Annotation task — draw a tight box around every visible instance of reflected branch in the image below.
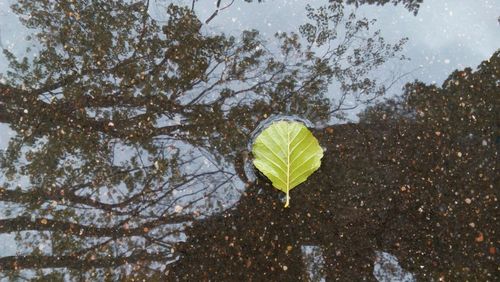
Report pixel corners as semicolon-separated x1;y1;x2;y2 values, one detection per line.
0;251;175;271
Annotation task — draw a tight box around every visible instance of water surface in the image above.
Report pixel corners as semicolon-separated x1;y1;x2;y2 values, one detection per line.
0;0;498;280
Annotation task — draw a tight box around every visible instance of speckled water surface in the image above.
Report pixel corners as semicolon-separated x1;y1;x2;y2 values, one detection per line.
0;0;498;281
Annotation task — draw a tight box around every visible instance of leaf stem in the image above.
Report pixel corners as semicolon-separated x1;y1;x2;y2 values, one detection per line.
285;191;290;208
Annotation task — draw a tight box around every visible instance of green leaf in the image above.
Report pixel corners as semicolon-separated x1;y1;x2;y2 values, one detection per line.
252;120;323;207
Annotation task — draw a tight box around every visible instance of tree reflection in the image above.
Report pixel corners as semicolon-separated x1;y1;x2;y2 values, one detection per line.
170;51;499;280
0;0;407;280
243;0;422;15
331;0;422;15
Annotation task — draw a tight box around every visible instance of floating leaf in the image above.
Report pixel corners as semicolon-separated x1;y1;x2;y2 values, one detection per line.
252;120;323;207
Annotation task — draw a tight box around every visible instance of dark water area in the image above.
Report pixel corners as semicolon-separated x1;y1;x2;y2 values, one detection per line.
0;0;498;281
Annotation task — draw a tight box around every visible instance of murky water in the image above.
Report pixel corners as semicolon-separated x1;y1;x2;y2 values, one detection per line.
0;0;498;281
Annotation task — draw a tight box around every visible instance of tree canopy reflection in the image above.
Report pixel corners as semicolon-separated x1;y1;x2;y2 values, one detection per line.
168;51;499;281
0;0;406;279
0;0;496;281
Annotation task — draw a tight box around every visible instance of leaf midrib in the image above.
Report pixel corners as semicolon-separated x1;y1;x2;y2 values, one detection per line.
286;122;290;194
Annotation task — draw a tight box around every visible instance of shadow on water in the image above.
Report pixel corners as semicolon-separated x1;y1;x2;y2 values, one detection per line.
0;0;497;281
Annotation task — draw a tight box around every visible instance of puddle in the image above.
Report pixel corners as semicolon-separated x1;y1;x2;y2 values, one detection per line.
0;0;498;280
